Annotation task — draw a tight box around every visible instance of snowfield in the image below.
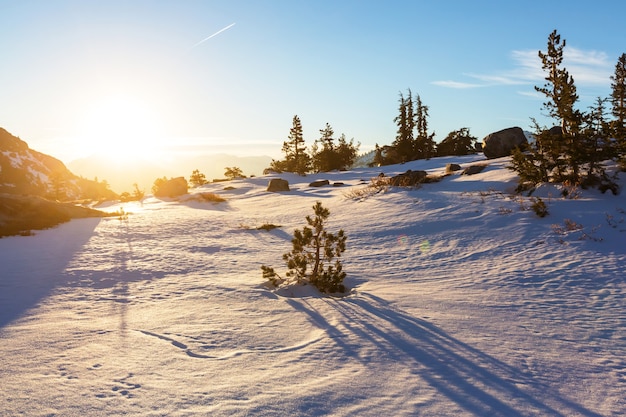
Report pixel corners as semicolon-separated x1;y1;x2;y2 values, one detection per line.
1;155;625;416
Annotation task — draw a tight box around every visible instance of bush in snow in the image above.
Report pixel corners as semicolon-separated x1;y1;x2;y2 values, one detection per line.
262;201;347;294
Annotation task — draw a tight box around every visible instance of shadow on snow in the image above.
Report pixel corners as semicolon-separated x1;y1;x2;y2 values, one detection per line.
287;292;603;417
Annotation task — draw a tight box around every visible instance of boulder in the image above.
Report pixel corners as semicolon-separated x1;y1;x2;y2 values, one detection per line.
389;170;427;186
462;165;486;175
482;127;528;159
445;163;462;173
267;178;290;192
154;177;188;198
309;179;330;187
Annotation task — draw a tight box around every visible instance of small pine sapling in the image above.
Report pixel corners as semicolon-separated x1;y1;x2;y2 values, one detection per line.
262;201;347;294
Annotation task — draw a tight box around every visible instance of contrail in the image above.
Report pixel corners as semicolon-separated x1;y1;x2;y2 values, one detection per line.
192;23;236;48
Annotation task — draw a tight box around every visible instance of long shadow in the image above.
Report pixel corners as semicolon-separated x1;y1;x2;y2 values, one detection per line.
288;292;603;417
0;218;100;329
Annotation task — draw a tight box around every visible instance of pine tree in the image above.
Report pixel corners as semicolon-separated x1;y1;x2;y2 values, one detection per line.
335;133;359;170
311;124;360;172
189;169;208;187
311;123;336;172
535;30;584;182
261;201;347;294
611;53;626;158
414;94;436;159
436;128;477;156
224;166;244;180
392;90;414;162
271;115;310;175
583;97;610;179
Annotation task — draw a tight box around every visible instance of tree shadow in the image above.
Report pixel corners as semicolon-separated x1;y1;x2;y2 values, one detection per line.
0;218;100;329
287;292;603;417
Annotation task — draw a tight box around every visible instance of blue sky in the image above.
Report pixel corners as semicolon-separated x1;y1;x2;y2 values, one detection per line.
1;0;624;162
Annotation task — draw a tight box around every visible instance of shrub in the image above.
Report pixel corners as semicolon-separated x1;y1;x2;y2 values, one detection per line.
190;169;208;187
530;197;549;217
224;167;245;180
261;201;347;294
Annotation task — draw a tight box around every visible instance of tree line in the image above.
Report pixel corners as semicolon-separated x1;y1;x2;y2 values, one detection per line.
269;117;361;175
270;94;480;175
270;30;626;193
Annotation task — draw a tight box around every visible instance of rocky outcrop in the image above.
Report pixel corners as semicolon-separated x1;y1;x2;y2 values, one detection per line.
309;179;330;187
389;170;428;186
482;127;528;159
462;165;486;175
267;178;290;192
445;163;462;173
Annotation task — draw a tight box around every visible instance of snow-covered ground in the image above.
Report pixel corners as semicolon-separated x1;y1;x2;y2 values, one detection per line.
1;155;625;416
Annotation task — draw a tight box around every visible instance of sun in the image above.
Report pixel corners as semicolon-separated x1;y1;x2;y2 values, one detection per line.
77;94;166;163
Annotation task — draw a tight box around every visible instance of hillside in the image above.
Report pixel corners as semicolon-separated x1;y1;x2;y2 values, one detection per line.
0;128;115;236
0;155;625;416
0;127;116;201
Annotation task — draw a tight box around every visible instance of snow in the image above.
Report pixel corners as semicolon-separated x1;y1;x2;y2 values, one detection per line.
1;155;625;416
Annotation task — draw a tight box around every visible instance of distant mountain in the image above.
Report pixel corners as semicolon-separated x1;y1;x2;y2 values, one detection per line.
68;153;273;193
0;127;115;201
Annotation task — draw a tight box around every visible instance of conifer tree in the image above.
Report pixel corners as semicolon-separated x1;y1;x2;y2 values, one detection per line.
611;53;626;157
311;123;336;172
261;201;347;294
335;133;359;170
224;167;244;180
392;90;414;162
535;30;584;182
414;94;436;159
311;124;360;172
436;128;477;156
189;169;208;187
510;30;617;190
270;115;310;175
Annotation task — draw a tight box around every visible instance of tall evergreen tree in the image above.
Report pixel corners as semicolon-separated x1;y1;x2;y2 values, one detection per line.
611;53;626;156
392;90;414;162
582;97;611;179
414;94;436;159
510;30;617;190
535;29;584;182
271;115;310;175
311;123;336;172
335;133;360;170
311;124;359;172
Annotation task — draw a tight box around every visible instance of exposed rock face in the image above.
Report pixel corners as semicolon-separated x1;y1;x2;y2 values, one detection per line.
154;177;188;198
267;178;290;192
462;165;486;175
482;127;528;159
389;170;427;186
309;179;330;187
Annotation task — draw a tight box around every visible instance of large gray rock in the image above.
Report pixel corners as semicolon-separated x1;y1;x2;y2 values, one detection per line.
309;179;330;187
267;178;290;192
482;127;528;159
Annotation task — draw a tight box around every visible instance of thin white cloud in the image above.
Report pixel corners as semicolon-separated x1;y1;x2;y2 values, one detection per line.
430;80;483;89
192;22;236;49
433;46;615;91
